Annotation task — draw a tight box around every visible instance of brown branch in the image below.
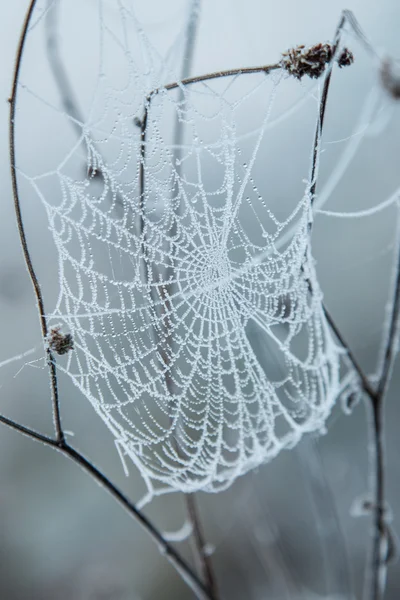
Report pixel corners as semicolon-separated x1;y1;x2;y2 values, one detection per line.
307;11;394;600
9;0;64;444
365;240;400;600
186;494;219;599
309;13;347;208
10;4;393;599
323;305;378;402
0;414;213;600
168;2;219;594
376;247;400;400
139;3;220;593
162;63;281;92
8;3;214;599
0;413;59;446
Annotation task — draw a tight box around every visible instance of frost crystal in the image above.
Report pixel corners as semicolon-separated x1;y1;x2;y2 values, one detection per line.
22;1;341;495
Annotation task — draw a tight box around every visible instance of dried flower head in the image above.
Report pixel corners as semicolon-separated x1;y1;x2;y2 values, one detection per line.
281;42;353;80
48;326;74;355
281;43;333;80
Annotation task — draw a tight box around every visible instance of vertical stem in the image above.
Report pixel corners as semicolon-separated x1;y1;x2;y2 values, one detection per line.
365;399;386;600
0;413;214;600
365;239;400;600
172;2;219;595
306;11;397;600
9;0;64;443
186;494;219;599
309;12;346;210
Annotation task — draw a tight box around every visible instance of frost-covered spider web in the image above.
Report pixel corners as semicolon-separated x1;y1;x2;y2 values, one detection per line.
19;0;343;495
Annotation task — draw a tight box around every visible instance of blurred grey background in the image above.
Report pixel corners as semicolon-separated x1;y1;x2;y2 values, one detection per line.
1;1;400;599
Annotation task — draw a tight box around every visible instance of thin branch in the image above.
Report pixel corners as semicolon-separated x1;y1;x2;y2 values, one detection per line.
162;63;281;92
0;416;213;600
166;2;219;594
10;4;394;600
9;0;64;444
137;58;282;221
9;4;214;599
307;11;395;600
309;13;347;207
376;244;400;400
365;240;400;600
304;12;376;403
323;305;377;401
0;413;58;446
142;63;280;119
186;494;219;599
61;445;213;600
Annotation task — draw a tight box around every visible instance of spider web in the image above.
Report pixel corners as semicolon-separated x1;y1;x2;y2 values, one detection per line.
18;0;343;495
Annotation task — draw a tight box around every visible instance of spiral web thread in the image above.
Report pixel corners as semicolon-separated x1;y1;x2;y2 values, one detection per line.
20;0;343;496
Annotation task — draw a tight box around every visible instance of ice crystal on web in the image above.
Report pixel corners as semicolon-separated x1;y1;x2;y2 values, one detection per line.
20;0;342;496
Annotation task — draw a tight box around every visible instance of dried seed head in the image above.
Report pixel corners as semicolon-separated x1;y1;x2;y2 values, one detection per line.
281;43;333;80
48;326;74;355
280;42;354;80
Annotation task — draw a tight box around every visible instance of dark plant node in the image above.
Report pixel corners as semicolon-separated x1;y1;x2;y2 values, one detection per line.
48;326;74;355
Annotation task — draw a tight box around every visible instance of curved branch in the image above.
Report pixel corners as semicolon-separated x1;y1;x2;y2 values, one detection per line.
0;415;213;600
9;0;64;443
307;11;393;600
8;3;214;599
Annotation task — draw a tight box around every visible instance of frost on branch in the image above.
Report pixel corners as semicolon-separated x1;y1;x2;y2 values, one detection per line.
21;1;343;496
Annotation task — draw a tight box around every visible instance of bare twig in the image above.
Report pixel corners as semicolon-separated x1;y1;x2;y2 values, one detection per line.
9;4;396;600
167;2;219;595
186;494;219;599
9;0;64;444
323;305;378;402
137;50;284;600
365;239;400;600
307;11;397;600
7;3;214;599
138;3;220;593
309;13;347;208
0;413;213;600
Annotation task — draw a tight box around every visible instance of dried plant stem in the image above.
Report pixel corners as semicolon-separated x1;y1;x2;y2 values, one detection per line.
365;240;400;600
7;4;396;600
9;0;64;445
168;2;219;595
186;494;219;599
308;12;396;600
7;3;214;599
0;413;213;600
309;12;347;206
138;55;284;600
47;0;219;595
